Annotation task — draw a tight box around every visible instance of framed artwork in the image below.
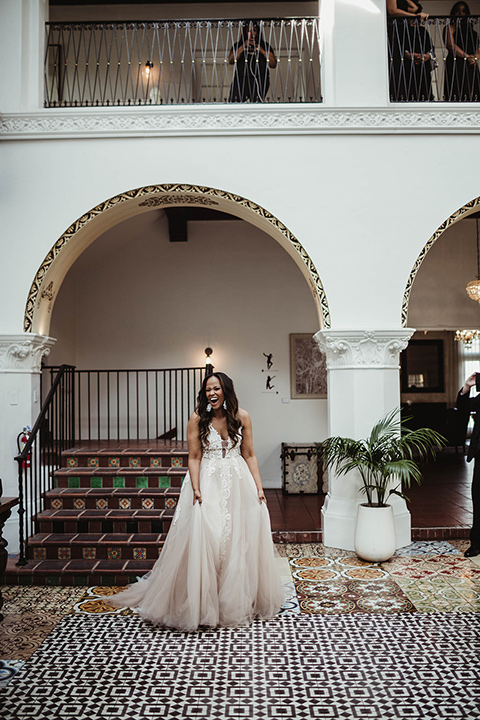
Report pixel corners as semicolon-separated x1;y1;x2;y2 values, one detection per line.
290;333;327;399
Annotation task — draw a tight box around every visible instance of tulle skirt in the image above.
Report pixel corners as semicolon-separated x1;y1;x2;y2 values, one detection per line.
108;452;284;631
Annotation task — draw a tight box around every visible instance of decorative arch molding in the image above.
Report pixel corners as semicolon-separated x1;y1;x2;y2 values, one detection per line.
402;195;480;327
25;183;330;334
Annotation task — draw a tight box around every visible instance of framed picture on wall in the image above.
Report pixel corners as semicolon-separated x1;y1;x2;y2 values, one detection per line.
290;334;327;399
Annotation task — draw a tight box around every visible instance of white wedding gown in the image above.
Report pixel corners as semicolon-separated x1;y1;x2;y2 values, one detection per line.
109;425;284;631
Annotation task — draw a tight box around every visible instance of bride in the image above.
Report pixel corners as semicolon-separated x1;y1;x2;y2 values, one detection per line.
109;371;284;631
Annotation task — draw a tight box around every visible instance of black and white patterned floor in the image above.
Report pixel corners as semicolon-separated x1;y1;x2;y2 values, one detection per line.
1;612;479;720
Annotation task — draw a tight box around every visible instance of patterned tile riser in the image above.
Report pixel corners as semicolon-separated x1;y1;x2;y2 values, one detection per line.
64;453;187;469
28;543;164;562
49;495;177;510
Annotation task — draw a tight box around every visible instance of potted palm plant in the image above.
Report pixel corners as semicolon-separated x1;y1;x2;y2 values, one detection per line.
319;409;445;562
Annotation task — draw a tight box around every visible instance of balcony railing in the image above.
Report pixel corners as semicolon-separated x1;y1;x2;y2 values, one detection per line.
388;16;480;102
44;18;322;107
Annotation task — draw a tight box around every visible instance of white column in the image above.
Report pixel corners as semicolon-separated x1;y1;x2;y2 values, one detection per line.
0;0;48;112
0;334;55;553
320;0;389;107
315;328;414;551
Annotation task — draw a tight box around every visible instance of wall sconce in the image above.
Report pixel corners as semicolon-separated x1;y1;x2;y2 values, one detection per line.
145;61;154;76
205;347;214;376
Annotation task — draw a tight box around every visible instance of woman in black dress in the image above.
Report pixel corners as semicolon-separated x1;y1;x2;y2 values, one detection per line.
228;21;277;103
444;2;480;101
387;1;435;101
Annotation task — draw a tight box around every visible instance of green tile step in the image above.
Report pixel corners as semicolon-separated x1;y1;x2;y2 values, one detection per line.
53;473;184;489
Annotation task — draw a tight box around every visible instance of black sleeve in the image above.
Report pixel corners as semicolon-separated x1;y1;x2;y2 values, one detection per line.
455;390;480;413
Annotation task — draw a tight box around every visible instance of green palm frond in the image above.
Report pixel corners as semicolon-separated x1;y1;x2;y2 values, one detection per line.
318;408;445;507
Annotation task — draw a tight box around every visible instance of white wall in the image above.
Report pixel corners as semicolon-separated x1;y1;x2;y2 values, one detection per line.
47;213;326;487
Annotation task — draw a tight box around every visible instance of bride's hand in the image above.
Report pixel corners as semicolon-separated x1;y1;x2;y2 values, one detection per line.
258;490;267;505
193;489;202;505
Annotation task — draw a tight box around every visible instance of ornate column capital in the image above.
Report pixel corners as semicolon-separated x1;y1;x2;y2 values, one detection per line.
0;334;56;373
314;329;414;370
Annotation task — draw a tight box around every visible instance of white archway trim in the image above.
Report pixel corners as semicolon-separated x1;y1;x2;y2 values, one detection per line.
25;184;330;335
402;196;480;327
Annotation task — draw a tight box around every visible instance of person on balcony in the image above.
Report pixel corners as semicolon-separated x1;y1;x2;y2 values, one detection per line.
108;371;284;630
228;21;277;103
455;373;480;558
444;2;480;102
387;2;436;101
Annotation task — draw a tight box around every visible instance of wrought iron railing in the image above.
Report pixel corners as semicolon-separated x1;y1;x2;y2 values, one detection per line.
42;365;208;442
44;17;322;107
15;364;75;564
388;15;480;102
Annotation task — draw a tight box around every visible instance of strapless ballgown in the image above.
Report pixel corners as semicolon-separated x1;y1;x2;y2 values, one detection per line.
108;426;284;631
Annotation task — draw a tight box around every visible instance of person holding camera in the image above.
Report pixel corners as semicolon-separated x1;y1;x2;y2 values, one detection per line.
455;372;480;557
228;21;277;103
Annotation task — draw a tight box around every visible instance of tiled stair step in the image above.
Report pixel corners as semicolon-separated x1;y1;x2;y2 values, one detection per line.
53;468;186;489
28;532;166;561
45;487;180;511
63;449;188;470
5;558;157;586
35;508;175;535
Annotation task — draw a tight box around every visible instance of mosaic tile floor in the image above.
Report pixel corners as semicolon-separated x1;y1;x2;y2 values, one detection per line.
1;612;479;720
1;541;479;717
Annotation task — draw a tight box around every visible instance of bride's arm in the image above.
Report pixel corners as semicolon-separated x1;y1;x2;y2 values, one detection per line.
239;409;267;504
187;412;203;504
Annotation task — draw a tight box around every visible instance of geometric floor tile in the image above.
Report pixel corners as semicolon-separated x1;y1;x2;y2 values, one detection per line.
1;612;479;720
395;540;462;556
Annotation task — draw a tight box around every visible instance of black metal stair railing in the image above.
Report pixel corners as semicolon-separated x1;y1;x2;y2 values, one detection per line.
44;17;322;107
388;15;480;102
42;365;208;444
16;364;208;563
15;364;75;565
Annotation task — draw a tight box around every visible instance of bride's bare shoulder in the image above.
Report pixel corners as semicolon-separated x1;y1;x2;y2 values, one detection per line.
237;408;251;424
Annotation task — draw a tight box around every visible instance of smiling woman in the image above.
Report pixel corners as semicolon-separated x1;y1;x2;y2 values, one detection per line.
108;371;284;631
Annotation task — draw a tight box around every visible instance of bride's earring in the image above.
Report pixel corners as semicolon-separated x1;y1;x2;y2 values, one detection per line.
223;401;227;410
206;402;212;412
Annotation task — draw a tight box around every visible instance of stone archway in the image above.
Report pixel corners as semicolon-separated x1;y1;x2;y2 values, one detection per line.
24;183;330;335
402;196;480;326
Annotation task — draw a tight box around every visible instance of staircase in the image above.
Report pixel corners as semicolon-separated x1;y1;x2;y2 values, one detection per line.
5;441;188;586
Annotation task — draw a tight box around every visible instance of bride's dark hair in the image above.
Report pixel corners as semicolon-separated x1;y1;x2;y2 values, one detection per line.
196;372;241;448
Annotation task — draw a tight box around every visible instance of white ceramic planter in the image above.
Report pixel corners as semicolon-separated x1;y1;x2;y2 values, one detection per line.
354;503;396;562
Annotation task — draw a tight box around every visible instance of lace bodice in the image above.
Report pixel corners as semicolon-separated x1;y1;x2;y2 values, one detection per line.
202;424;242;459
